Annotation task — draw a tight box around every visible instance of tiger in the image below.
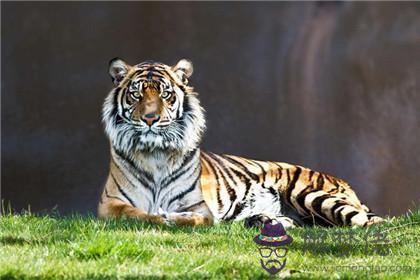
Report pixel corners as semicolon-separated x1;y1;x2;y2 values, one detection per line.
98;58;384;228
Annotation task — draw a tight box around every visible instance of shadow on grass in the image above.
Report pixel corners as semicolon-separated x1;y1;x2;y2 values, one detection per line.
55;214;257;236
290;239;393;257
0;236;30;246
0;236;47;246
99;218;242;234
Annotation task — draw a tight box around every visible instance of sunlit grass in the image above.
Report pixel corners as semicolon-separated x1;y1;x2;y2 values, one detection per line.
0;209;419;279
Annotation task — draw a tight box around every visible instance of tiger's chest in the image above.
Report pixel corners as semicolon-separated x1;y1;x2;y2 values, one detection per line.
115;149;202;214
125;170;192;213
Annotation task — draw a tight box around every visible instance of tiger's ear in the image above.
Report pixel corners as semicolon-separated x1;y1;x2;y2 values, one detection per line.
109;58;130;85
172;59;193;84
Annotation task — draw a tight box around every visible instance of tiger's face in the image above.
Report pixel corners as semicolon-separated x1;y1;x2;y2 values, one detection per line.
102;59;205;154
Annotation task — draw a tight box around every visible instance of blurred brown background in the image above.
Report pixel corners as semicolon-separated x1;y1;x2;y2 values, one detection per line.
2;2;419;216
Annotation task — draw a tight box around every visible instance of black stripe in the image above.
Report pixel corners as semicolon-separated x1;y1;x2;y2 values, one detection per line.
104;188;124;203
135;159;154;181
112;88;124;125
215;158;238;219
167;176;199;207
135;166;154;183
178;200;206;212
333;180;341;190
205;153;237;215
161;149;198;188
344;211;359;225
295;185;312;214
330;201;347;225
147;69;155;80
229;168;253;199
272;162;283;184
316;173;325;189
138;71;166;79
222;155;259;181
183;94;193;115
111;155;153;194
253;161;266;187
225;202;245;221
221;156;259;186
111;174;136;207
222;204;235;220
311;194;331;222
285;167;302;205
272;162;283;171
209;153;240;186
201;154;224;209
113;149;154;189
335;206;347;225
327;175;341;189
324;175;340;193
309;170;315;181
268;187;277;197
175;96;193;139
207;153;237;202
182;91;193;117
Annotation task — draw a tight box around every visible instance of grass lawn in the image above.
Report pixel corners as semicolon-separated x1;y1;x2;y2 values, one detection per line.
1;209;419;280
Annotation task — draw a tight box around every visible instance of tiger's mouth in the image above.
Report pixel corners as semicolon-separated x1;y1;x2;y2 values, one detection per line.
143;128;160;135
134;123;167;134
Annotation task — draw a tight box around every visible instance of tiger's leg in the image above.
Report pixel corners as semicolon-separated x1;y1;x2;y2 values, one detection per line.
244;213;303;229
98;198;166;224
293;190;383;227
281;168;384;227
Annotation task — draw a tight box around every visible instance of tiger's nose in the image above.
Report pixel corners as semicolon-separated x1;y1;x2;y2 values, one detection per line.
141;113;160;126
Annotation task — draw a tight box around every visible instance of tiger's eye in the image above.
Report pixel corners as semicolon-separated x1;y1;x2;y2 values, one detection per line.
132;91;140;98
161;91;171;99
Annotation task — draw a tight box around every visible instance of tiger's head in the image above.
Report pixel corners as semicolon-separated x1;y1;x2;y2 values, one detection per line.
102;58;205;155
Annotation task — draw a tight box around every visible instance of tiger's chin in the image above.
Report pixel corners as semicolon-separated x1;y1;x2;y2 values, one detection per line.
136;132;187;152
110;123;199;156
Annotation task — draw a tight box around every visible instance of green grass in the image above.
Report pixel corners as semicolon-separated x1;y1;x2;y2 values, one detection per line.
0;210;419;280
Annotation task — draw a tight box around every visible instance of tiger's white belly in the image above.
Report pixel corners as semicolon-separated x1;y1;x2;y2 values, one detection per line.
205;183;283;223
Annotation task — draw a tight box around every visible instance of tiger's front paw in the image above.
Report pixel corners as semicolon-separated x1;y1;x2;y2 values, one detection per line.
154;208;171;225
245;214;299;229
166;211;194;223
166;211;211;226
146;213;167;224
244;214;274;228
154;208;194;225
